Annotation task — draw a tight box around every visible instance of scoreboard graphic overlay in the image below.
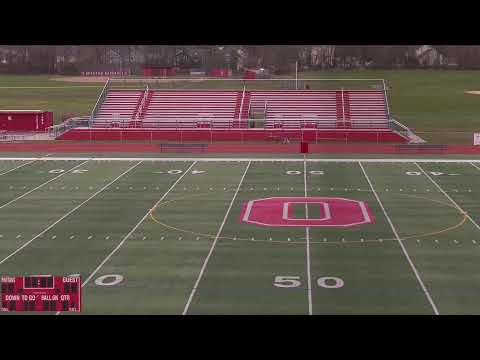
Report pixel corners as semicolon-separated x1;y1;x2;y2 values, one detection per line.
1;275;81;312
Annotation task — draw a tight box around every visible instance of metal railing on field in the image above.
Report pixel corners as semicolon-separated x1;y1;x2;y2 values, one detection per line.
382;79;391;120
48;117;90;138
107;77;388;91
135;85;149;121
85;117;397;130
62;126;404;144
89;78;111;126
238;85;246;121
389;118;413;138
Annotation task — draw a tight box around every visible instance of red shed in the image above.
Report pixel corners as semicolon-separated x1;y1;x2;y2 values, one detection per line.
0;110;53;131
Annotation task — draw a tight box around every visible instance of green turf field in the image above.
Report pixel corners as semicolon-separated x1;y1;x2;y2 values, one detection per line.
1;156;480;314
0;75;101;124
1;70;480;143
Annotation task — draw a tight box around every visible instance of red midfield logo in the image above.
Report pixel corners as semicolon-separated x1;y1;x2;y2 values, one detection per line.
239;197;375;227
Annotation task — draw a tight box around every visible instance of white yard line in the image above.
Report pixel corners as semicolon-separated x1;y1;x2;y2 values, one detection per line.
303;157;313;315
0;161;142;266
183;161;251;315
79;161;197;289
470;162;480;172
0;160;37;176
0;160;89;210
415;162;480;231
3;157;480;163
359;162;439;315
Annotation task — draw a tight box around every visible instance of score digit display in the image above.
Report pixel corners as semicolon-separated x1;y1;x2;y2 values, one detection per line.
1;275;81;312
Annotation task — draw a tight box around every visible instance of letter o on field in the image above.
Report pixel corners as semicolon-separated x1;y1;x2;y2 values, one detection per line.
94;274;124;286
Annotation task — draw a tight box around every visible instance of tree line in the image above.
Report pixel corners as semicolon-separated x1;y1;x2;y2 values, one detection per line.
1;45;480;75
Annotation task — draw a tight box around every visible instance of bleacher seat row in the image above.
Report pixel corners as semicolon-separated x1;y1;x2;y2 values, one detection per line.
91;89;389;130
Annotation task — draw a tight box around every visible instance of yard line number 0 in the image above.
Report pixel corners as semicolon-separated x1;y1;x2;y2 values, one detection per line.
406;171;460;176
69;273;124;286
154;170;206;175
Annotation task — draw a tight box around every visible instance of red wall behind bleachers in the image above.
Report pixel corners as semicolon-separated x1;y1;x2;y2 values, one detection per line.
57;128;407;143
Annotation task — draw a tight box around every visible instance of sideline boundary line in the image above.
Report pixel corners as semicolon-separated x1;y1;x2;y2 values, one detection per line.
416;162;480;231
359;161;439;315
0;161;142;266
74;161;198;310
183;161;251;315
3;157;480;163
0;160;37;176
0;160;89;210
303;157;313;315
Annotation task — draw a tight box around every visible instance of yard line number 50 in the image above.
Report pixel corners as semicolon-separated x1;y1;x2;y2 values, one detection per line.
286;170;324;175
274;275;344;289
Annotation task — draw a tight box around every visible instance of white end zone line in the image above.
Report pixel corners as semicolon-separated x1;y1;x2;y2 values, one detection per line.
0;160;89;210
0;160;37;176
3;157;480;163
304;156;313;316
183;161;251;315
359;161;439;315
61;161;198;315
416;162;480;231
0;161;143;266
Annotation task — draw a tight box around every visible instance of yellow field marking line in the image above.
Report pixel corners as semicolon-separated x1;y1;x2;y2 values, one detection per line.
360;161;440;315
393;192;468;241
149;193;235;241
149;190;469;245
416;162;480;233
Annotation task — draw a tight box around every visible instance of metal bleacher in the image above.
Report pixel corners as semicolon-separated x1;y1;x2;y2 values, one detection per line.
90;87;390;131
250;90;338;129
347;90;389;128
92;90;144;128
142;90;239;128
